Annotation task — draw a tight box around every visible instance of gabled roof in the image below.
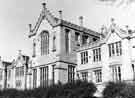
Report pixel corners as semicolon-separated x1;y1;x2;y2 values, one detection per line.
28;3;100;38
77;22;135;52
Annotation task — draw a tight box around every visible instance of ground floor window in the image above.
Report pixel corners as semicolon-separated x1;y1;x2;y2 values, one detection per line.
94;69;102;83
68;65;75;83
16;80;22;88
33;69;37;88
111;65;121;82
81;72;88;81
52;65;55;84
40;66;49;87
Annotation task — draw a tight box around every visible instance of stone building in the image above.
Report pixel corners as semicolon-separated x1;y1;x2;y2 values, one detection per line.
76;19;135;96
0;51;30;90
28;3;100;88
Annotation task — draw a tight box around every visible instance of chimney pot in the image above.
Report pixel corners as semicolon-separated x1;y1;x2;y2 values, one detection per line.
42;3;46;9
18;50;22;55
79;16;83;27
59;10;63;20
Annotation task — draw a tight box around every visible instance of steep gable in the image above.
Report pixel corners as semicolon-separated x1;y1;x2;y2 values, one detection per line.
103;24;127;44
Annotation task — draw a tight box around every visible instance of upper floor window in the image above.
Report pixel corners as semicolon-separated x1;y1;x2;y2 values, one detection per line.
32;39;36;57
93;48;101;62
108;41;122;57
94;69;102;83
41;31;49;56
82;35;88;45
15;66;24;77
111;65;121;82
65;29;70;53
81;72;88;81
7;70;11;80
81;51;88;64
75;32;81;46
68;65;75;83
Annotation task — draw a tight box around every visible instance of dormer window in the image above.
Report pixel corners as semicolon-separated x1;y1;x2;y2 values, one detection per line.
40;31;49;56
82;35;88;45
75;32;80;46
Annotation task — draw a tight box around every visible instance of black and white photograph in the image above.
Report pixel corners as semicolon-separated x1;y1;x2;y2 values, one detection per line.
0;0;135;98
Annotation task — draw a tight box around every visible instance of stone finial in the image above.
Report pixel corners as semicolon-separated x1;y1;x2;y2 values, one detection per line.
42;2;46;9
59;10;63;20
28;24;32;32
79;16;83;27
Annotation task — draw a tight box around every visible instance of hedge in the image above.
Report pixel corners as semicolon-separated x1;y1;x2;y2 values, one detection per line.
0;80;97;98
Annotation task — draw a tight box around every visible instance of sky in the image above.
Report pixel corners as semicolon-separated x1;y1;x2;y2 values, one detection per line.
0;0;135;61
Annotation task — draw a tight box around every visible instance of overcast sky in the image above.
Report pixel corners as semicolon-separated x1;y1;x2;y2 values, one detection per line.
0;0;135;61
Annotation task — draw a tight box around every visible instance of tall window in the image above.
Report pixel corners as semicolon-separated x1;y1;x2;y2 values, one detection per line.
75;32;80;46
52;65;55;84
15;66;24;77
93;48;101;62
33;39;36;57
40;66;49;87
52;36;56;52
81;51;88;64
81;72;88;81
94;69;102;83
68;65;75;83
33;69;37;88
0;70;3;81
108;41;122;57
41;31;49;56
65;29;70;53
112;66;121;81
7;70;11;80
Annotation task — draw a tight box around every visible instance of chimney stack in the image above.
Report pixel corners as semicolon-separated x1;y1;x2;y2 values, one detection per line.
126;25;132;34
59;10;63;20
18;50;22;55
42;2;46;10
79;16;83;27
111;17;115;26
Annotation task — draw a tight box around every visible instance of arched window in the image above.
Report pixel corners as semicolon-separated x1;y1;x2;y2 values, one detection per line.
40;31;49;55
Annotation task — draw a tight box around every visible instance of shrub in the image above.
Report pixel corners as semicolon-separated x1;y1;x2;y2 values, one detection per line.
0;80;97;98
103;81;135;98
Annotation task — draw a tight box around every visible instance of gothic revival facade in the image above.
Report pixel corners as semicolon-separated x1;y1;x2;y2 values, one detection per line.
28;3;100;88
76;20;135;96
2;3;135;96
0;51;30;90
